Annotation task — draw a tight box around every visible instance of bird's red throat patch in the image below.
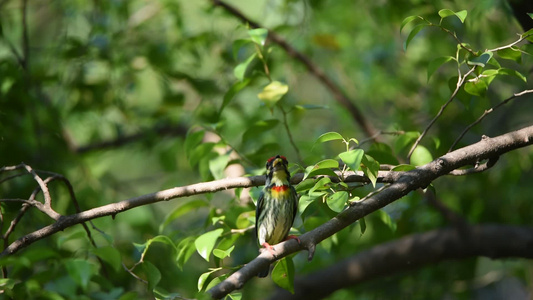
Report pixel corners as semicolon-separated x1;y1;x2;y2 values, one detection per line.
272;185;289;192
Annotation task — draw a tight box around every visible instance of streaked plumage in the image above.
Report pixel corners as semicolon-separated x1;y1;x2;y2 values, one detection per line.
255;155;298;277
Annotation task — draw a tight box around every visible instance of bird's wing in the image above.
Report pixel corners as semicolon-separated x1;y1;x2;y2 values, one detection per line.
291;186;298;222
255;190;265;238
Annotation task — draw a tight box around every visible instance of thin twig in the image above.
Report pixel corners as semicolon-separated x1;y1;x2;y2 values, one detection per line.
279;105;303;163
449;89;533;151
407;66;477;160
211;0;377;137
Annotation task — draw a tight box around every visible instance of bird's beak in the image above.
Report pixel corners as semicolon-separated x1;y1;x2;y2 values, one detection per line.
272;159;286;171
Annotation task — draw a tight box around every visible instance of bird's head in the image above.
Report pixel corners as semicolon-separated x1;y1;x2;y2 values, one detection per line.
265;155;290;184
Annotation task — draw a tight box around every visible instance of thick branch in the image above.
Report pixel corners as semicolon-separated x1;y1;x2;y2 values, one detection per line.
269;224;533;300
208;125;533;299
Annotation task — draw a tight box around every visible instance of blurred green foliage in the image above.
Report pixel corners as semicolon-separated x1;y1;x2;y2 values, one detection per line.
1;0;532;299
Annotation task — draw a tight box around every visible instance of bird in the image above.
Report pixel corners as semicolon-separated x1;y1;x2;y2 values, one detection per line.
255;155;299;277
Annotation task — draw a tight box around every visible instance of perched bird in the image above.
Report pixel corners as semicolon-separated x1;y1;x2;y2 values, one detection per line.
255;155;299;277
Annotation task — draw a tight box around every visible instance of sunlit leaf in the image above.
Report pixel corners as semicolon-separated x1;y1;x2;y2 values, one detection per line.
257;81;289;108
403;24;427;51
302;159;339;181
497;47;521;63
361;155;379;187
410;145;433;166
312;132;344;149
327;191;348;212
438;9;467;23
234;53;256;81
339;149;364;172
213;245;235;259
195;229;224;262
248;28;269;46
400;15;421;33
308;177;332;195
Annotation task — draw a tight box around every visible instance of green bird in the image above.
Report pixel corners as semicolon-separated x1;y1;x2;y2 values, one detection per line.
255;155;299;277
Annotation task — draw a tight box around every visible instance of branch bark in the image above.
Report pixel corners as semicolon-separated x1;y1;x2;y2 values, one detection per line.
268;224;533;300
208;124;533;299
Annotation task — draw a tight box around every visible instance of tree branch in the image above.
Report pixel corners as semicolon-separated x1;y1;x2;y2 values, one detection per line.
208;124;533;299
268;224;533;300
211;0;378;137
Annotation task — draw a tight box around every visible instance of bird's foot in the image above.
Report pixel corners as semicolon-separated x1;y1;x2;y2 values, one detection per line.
285;235;301;245
261;242;277;257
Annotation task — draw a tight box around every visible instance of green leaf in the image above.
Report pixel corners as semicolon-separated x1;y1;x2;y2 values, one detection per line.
65;259;94;291
464;79;488;97
410;145;433;166
391;164;416;171
312;132;344;149
295;178;317;193
361;155;379;187
294;104;329;110
185;130;205;158
228;292;243;300
257;81;289;108
242;119;280;144
248;28;269;46
236;210;254;229
160;199;208;232
359;217;367;235
403;24;427;51
0;278;17;291
176;237;197;270
195;228;224;262
198;268;221;291
339;149;364;172
524;28;533;42
497;68;527;82
378;210;397;232
56;230;86;248
497;47;521;63
438;9;467;23
143;261;161;291
308;177;332;195
327;191;348;212
220;79;251;113
400;15;421;33
234;53;256;81
427;56;455;81
394;131;420;156
213;245;235;259
298;194;317;215
209;154;230;180
467;51;493;67
189;143;216;168
302;159;339;181
92;246;121;272
232;39;252;59
272;257;295;294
